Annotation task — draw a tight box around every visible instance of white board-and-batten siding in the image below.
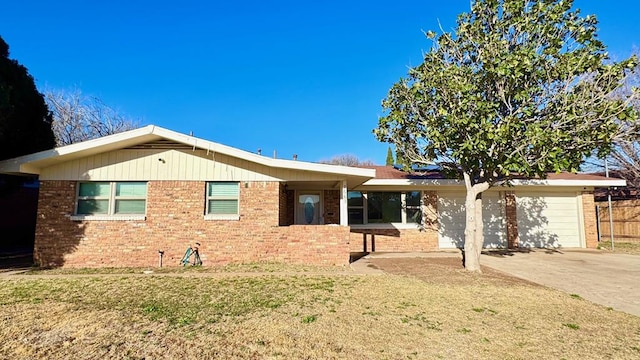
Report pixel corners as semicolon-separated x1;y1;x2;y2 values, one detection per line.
38;149;345;182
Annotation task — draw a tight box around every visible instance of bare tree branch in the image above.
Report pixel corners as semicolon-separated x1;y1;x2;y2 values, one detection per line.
318;154;376;167
45;87;141;146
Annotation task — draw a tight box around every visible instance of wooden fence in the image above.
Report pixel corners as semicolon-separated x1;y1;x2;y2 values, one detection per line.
596;199;640;241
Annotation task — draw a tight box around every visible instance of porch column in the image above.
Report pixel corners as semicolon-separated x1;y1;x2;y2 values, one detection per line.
339;180;348;226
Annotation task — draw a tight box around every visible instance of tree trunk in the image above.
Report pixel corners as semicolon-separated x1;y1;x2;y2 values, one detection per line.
462;173;490;272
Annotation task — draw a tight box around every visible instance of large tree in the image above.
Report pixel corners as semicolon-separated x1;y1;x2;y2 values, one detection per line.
45;87;140;146
375;0;638;271
0;36;55;160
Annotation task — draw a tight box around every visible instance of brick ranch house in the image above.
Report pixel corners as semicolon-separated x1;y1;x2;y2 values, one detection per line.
0;125;625;268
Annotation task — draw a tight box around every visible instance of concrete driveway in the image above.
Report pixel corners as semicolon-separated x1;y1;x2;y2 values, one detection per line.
481;250;640;317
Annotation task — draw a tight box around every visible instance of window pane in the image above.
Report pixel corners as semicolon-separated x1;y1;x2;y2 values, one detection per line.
77;199;109;214
406;191;421;206
348;209;364;224
208;199;239;214
115;200;146;214
367;192;401;223
79;182;110;197
116;182;147;197
298;195;320;204
407;208;422;224
347;191;363;207
208;182;239;197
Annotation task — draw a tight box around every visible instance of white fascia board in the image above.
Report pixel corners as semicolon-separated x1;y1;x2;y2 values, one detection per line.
362;179;461;186
151;127;376;177
509;179;627;187
362;178;627;187
0;125;376;179
0;125;159;174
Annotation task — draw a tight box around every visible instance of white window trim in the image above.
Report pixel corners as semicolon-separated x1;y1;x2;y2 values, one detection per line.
205;182;240;220
350;223;422;230
204;214;240;221
70;215;146;221
74;181;147;219
405;191;422;225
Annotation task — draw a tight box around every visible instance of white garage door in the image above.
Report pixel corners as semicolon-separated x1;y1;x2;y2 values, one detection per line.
438;191;506;249
516;191;582;248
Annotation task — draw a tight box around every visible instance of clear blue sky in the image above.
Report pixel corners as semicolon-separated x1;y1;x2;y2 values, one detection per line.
2;1;639;164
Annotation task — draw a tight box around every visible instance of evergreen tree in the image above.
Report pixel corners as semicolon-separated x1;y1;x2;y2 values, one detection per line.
0;36;55;160
385;147;395;166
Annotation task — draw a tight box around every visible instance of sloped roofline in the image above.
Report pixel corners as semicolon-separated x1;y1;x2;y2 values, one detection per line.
0;125;376;178
358;165;626;187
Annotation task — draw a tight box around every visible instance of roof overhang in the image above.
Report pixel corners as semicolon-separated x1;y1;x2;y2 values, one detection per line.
359;178;627;188
0;125;376;182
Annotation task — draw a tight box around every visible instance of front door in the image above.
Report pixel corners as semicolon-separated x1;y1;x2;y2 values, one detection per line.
295;191;322;225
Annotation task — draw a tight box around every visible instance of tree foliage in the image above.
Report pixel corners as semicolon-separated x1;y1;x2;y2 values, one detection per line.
0;36;55;160
45;87;140;146
375;0;638;271
319;154;376;167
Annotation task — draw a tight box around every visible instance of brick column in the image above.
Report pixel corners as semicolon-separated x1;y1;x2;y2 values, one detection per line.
581;191;598;249
505;191;519;249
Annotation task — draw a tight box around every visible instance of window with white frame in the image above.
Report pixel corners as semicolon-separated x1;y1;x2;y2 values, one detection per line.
405;191;422;224
76;182;147;215
348;191;422;225
206;182;240;217
347;191;364;224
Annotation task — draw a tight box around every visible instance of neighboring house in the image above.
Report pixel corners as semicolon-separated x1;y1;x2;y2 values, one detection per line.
0;125;625;268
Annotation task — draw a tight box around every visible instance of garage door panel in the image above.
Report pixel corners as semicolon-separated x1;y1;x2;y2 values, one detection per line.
438;192;506;249
438;193;466;249
516;191;582;248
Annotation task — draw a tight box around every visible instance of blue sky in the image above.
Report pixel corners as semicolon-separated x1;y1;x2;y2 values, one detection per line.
2;1;639;164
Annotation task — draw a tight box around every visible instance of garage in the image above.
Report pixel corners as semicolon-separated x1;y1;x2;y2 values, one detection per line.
438;191;506;249
515;191;582;248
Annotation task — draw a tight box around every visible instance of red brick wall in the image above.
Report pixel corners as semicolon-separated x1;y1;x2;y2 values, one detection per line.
581;191;598;249
34;181;350;268
323;190;340;224
349;228;438;252
34;181;81;267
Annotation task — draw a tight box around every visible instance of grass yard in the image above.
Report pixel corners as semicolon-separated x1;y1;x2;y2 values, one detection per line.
1;259;639;359
597;239;640;255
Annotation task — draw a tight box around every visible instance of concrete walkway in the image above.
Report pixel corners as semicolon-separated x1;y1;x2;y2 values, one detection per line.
480;250;640;317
